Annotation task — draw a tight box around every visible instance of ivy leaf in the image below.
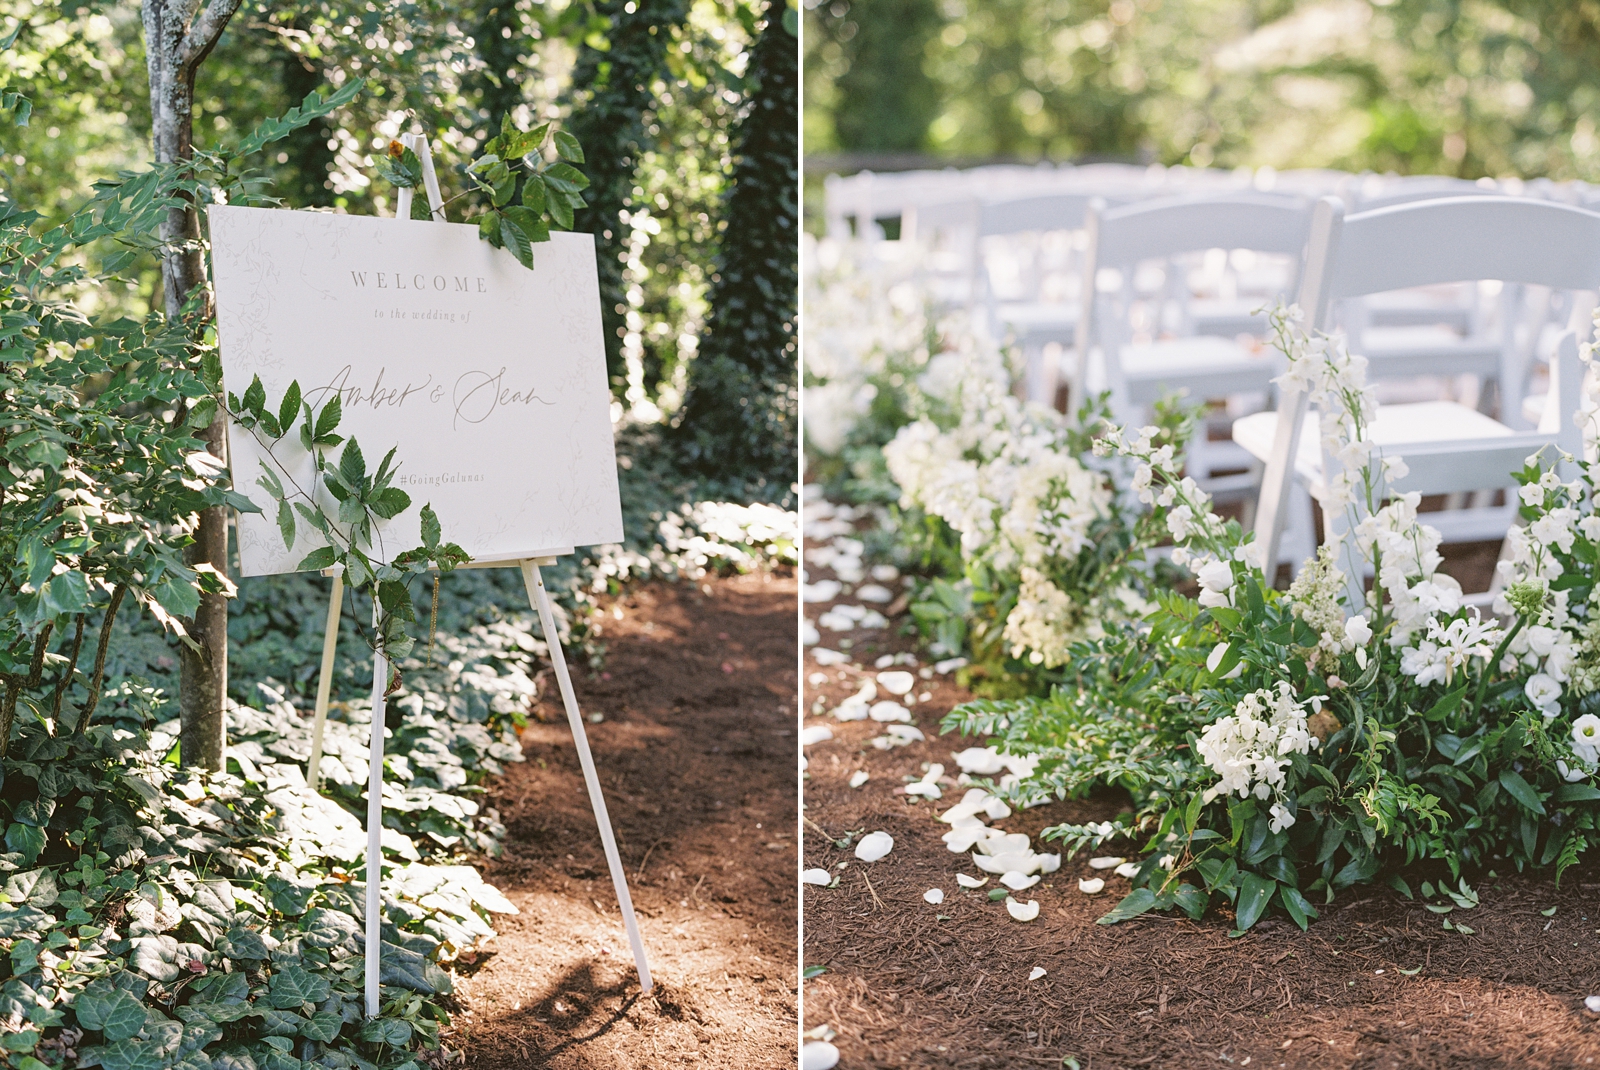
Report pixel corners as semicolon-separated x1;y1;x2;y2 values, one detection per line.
552;129;584;163
298;1010;343;1042
151;573;201;620
39;570;90;616
6;824;44;866
76;986;148;1041
267;962;330;1009
84;1037;168;1070
359;1018;413;1046
3;870;56;908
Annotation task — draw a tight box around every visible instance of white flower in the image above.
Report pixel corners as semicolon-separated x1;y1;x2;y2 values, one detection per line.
1525;673;1562;718
1196;682;1315;802
1078;877;1106;894
1344;615;1372;648
1269;801;1296;833
1196;559;1234;595
1574;714;1600;761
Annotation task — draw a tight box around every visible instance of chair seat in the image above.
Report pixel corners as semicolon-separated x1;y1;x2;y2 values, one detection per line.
1120;336;1280;405
1233;400;1529;499
995;302;1079;345
1186;297;1271;337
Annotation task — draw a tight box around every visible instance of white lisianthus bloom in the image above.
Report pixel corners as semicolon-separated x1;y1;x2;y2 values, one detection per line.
1525;673;1562;718
1196;682;1315;802
1573;714;1600;762
1268;801;1296;833
1344;615;1373;648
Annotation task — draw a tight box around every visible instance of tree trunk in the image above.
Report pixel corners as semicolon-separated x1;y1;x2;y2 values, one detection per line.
142;0;242;771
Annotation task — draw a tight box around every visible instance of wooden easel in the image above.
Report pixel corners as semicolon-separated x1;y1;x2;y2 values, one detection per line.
303;135;652;1015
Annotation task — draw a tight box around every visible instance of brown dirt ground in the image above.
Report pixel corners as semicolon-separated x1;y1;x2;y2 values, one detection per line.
454;570;799;1069
802;528;1600;1070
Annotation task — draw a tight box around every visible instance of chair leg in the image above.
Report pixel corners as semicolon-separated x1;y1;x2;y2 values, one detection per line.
1278;482;1317;584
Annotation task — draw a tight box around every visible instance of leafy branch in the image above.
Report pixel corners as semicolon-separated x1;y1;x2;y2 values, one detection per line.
209;356;467;665
372;115;591;269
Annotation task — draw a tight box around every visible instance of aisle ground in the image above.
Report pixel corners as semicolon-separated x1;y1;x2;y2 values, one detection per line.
801;511;1600;1070
455;571;798;1068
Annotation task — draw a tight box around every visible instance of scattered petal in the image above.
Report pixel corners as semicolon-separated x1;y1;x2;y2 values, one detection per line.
934;657;968;674
1078;877;1106;894
956;873;987;889
857;584;894;603
1089;857;1126;870
800;725;834;746
801;1041;841;1070
983;797;1012;820
886;725;925;744
1113;862;1140;879
802;869;832;886
855;831;894;862
1028;967;1047;981
869;701;911;723
1587;995;1600;1014
924;888;944;904
877;670;916;695
812;648;850;666
1001;872;1040;891
803;580;842;603
1005;897;1040;922
952;746;1006;775
848;771;869;788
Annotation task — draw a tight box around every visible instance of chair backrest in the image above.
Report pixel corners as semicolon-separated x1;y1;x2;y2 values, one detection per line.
1074;193;1316;412
1300;195;1600;328
1254;195;1600;570
978;193;1105;239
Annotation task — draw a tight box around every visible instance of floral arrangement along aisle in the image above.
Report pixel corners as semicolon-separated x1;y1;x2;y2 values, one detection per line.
942;307;1600;930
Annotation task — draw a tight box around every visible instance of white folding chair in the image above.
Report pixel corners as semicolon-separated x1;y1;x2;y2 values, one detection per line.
1074;192;1316;500
1243;195;1600;600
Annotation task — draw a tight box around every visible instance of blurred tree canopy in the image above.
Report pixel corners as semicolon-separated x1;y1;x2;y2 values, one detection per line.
3;0;796;500
804;0;1600;182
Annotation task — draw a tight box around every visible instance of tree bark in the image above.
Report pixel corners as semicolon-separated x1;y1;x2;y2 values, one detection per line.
142;0;242;771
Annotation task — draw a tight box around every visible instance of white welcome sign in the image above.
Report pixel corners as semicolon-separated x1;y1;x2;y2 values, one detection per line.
207;205;624;576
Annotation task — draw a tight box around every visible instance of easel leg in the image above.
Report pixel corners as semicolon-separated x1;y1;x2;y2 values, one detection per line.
364;598;388;1017
308;572;344;791
520;560;654;994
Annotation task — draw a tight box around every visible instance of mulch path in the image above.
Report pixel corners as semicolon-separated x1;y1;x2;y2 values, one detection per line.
453;570;798;1069
802;523;1600;1070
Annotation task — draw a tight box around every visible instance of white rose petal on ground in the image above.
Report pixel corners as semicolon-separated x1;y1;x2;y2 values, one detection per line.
872;564;900;582
857;584;894;603
800;725;834;746
934;656;969;674
886;725;925;744
1079;877;1106;894
803;580;842;603
802;869;832;886
953;747;1006;775
1006;897;1041;921
803;621;820;646
1089;856;1126;870
1000;872;1040;891
859;610;888;629
817;611;856;632
877;670;916;695
834;698;870;721
1028;967;1047;981
957;873;987;888
924;888;945;904
801;1041;841;1070
982;797;1012;820
1587;995;1600;1014
869;701;911;723
812;648;850;666
848;771;870;788
855;830;894;862
1113;862;1141;879
1038;854;1061;874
